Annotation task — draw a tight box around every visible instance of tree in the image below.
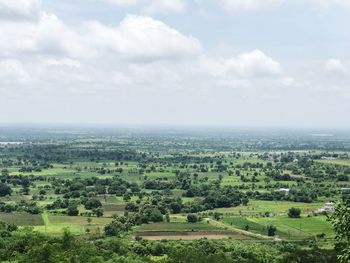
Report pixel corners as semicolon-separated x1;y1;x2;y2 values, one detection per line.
1;169;9;177
0;183;12;197
288;207;301;218
337;175;349;182
165;212;170;222
93;207;104;217
187;213;198;223
149;208;163;222
218;174;223;181
104;220;126;236
21;177;30;188
22;186;30;195
267;225;277;236
123;192;131;202
213;212;221;221
331;198;350;262
84;199;102;210
170;202;182;214
67;205;79;216
242;197;249;206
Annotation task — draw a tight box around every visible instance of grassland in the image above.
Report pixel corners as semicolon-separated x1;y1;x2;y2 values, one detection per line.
135;222;221;232
133;221;257;240
0;212;44;226
221;215;333;240
317;159;350;167
213;200;325;216
32;213;114;235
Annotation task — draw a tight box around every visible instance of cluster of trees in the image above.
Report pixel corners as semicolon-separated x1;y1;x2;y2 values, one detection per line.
50;176;141;199
104;205;164;237
246;188;317;203
0;143;146;163
331;195;350;262
0;182;12;197
0;225;340;262
0;200;40;214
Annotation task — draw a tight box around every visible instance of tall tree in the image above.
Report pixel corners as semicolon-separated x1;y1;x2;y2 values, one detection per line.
331;196;350;262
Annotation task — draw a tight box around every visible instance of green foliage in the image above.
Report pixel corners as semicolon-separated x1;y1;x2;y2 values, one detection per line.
165;213;170;222
267;225;277;236
187;214;198;223
93;207;104;217
288;207;301;218
0;183;12;197
67;205;79;216
148;208;164;223
331;198;350;262
104;221;126;237
83;198;102;210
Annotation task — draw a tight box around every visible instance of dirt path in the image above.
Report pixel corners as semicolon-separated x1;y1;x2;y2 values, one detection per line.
208;219;274;240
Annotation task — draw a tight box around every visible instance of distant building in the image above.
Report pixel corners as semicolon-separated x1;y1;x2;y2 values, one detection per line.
321;157;337;160
341;188;350;193
317;202;335;213
275;188;290;195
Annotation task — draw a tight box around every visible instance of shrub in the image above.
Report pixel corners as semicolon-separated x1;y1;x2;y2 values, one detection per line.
288;207;301;218
187;213;198;223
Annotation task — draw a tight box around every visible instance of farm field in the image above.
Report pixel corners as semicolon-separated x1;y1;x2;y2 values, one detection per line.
317;159;350;167
136;222;221;232
134;221;259;240
213;200;326;216
135;231;255;240
33;213;114;235
221;215;334;239
0;212;44;226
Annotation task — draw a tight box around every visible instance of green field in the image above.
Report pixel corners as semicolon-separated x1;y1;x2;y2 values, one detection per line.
317;159;350;167
136;222;222;232
214;200;325;216
0;212;44;226
31;213;114;235
222;215;333;239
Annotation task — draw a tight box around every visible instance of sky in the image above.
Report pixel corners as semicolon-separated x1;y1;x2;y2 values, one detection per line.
0;0;350;128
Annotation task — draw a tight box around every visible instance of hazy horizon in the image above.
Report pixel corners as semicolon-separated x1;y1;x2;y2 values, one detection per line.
1;121;350;130
1;122;350;132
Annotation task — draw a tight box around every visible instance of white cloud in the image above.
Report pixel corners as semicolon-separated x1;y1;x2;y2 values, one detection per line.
204;50;282;78
44;58;81;68
0;59;30;84
106;0;186;14
0;0;40;20
325;59;348;75
35;13;86;56
0;12;86;57
0;12;203;94
0;13;201;60
107;0;140;6
312;0;350;9
85;15;201;60
142;0;186;14
219;0;350;12
220;0;283;11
